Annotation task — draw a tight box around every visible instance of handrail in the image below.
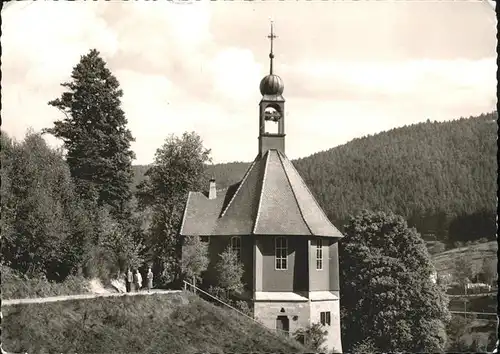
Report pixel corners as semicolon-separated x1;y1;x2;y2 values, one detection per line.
182;280;263;326
182;280;293;338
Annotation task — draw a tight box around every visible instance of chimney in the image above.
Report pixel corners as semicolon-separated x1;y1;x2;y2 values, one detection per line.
208;178;217;200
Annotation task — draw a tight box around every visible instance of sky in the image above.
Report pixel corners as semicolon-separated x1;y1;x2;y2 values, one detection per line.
2;0;497;165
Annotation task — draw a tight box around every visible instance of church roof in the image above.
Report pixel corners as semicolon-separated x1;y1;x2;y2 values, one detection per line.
180;150;343;238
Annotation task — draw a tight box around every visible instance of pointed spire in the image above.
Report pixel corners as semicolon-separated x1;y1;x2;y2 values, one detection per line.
267;20;277;75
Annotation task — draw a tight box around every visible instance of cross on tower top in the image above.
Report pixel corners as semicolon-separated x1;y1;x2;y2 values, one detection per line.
267;20;277;74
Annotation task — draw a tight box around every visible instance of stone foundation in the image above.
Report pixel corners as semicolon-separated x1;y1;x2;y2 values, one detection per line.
253;297;342;353
254;300;310;336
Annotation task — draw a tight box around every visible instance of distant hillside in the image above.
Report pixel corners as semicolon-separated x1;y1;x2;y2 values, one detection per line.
2;292;306;353
432;241;497;275
133;112;497;242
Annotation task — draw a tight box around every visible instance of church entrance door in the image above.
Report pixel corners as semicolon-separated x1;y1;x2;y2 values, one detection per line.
276;315;290;336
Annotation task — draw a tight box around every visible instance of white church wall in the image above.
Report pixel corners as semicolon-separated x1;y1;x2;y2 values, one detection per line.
309;299;342;353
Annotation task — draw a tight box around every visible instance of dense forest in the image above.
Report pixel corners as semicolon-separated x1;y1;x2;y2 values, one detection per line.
133;112;497;244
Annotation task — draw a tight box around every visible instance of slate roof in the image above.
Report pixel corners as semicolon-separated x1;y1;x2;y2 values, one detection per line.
180;150;343;238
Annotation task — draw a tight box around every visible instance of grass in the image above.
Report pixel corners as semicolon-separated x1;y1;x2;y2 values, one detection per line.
1;265;90;300
432;241;497;274
2;291;307;354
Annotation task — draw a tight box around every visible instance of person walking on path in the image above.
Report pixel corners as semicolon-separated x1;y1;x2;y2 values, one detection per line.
126;268;133;293
134;269;142;292
147;267;154;292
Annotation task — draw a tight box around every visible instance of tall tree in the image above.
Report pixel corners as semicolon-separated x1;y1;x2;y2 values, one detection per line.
43;49;135;217
340;210;450;353
136;132;211;286
1;131;92;280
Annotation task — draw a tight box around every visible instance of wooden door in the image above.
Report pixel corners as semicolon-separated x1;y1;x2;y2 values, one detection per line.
276;315;290;336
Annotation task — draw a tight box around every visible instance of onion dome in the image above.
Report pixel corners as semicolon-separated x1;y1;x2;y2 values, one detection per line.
260;21;284;96
260;74;284;95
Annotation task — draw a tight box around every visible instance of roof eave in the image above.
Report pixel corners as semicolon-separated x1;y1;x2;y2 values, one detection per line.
179;191;193;236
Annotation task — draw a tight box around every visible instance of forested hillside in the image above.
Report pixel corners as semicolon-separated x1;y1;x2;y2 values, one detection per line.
132;112;497;243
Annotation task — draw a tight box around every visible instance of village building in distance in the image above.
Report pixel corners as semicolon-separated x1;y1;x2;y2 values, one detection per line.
180;22;344;352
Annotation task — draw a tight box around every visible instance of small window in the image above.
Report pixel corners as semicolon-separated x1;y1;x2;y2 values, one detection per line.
230;236;241;261
316;238;323;270
320;311;331;326
275;236;287;270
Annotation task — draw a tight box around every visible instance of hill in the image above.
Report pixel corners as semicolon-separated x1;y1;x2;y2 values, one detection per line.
2;292;306;354
133;112;497;242
432;241;497;275
431;241;498;352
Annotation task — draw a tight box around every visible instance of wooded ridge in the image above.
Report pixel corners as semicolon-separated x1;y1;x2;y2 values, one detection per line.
133;112;497;243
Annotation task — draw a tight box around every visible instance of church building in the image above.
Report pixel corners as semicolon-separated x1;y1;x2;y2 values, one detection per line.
180;22;343;352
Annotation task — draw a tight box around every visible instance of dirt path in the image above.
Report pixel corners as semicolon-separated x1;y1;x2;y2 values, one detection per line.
1;289;182;307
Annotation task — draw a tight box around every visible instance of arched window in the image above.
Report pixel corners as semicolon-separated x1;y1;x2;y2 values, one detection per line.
230;236;241;261
316;238;323;270
275;236;288;270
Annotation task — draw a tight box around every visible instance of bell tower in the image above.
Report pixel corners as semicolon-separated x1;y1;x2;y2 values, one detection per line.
258;21;286;157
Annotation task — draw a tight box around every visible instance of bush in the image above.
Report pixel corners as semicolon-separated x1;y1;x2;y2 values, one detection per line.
207;285;230;304
428;241;446;254
293;323;328;352
351;338;378;354
205;286;253;317
214;246;244;294
233;300;253;317
1;265;89;299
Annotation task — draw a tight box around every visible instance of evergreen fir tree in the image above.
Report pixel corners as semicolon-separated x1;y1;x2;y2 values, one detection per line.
44;49;135;218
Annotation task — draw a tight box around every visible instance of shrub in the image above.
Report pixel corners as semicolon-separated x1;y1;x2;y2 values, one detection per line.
214;246;244;294
206;285;231;304
1;265;89;299
293;323;328;352
351;338;378;354
428;241;446;254
233;300;253;317
181;235;209;287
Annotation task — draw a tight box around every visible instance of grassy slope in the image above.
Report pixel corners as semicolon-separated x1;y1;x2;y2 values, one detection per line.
432;241;498;274
2;292;306;354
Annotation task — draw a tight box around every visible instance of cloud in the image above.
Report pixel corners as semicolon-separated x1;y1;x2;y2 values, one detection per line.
1;1;496;165
279;57;496;159
283;58;496;103
209;47;263;105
